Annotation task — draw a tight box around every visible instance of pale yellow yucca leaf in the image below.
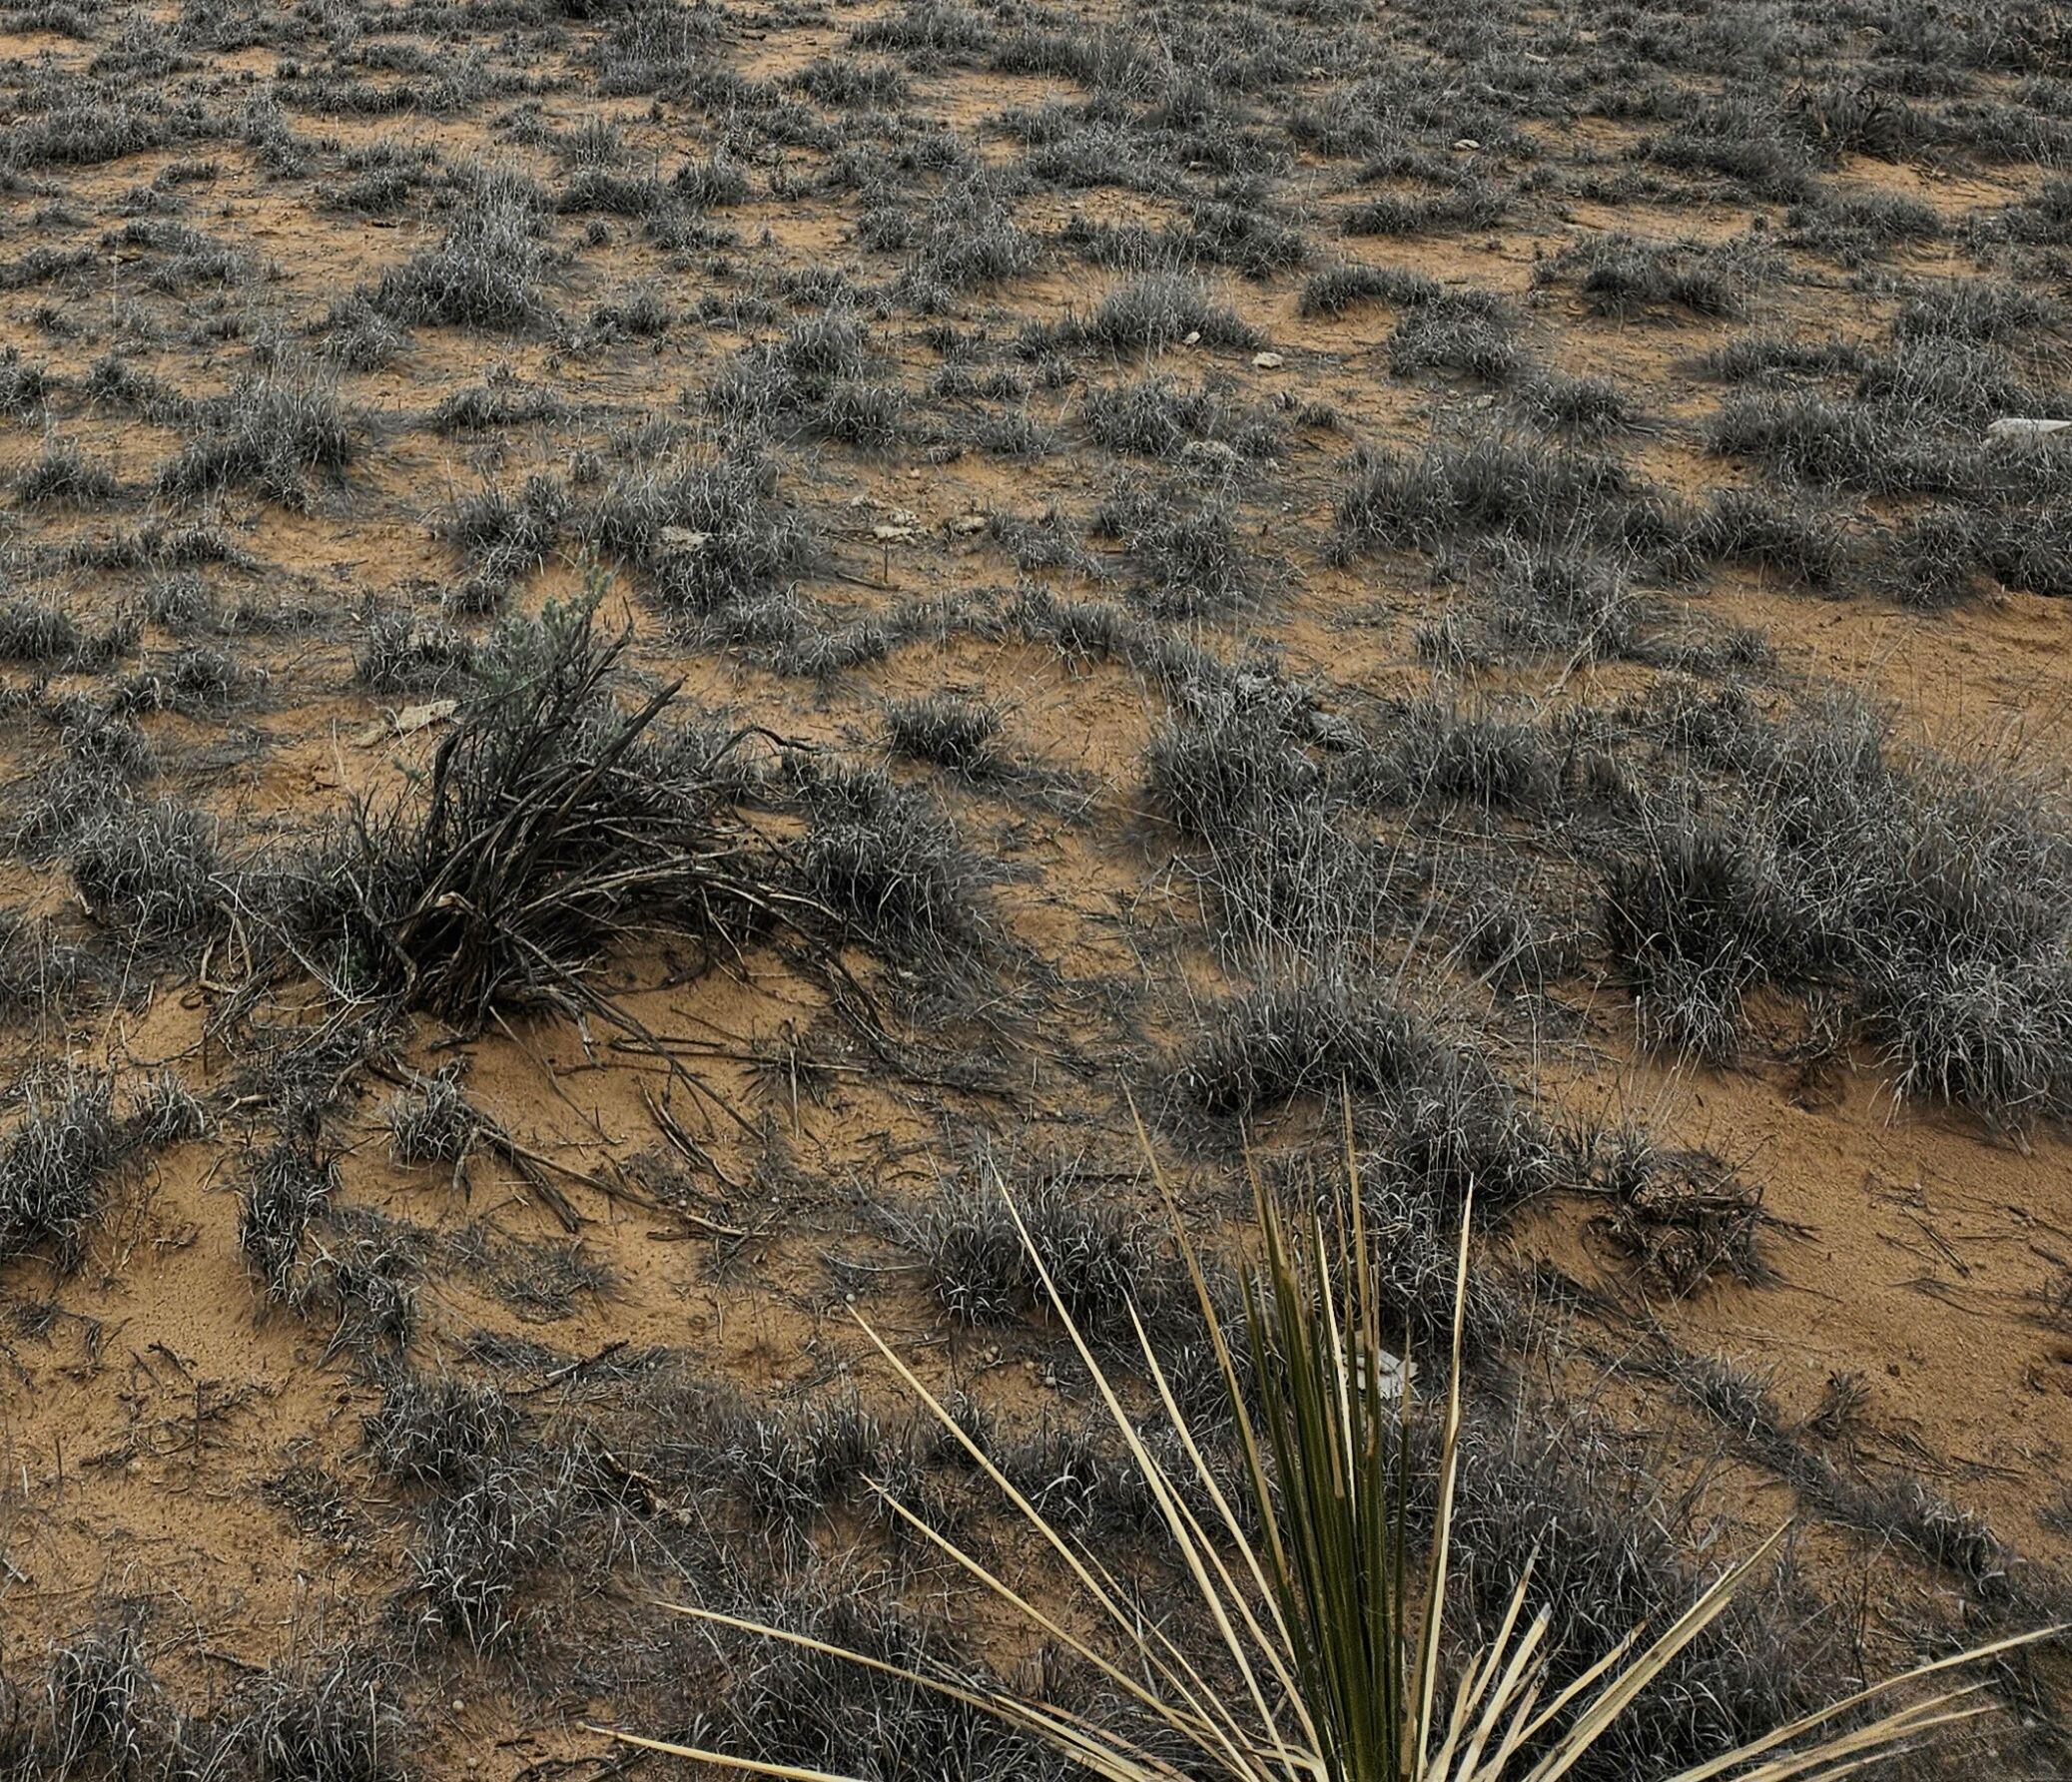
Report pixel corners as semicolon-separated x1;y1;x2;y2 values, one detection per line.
859;1464;1239;1765
1095;1382;1313;1781
1512;1622;1644;1749
1719;1697;1995;1782
1429;1632;1505;1780
1754;1702;1999;1782
843;1306;1246;1757
1130;1099;1301;1637
1454;1603;1555;1780
638;1599;1017;1725
1119;1299;1318;1772
1688;1689;1993;1782
928;1379;1309;1782
582;1727;856;1781
1663;1620;2063;1782
1411;1180;1476;1772
1476;1671;1550;1779
623;1600;1186;1782
1125;1292;1316;1749
1427;1560;1539;1777
1048;1364;1276;1770
1523;1525;1789;1781
862;1377;1311;1782
992;1179;1295;1780
1124;1242;1307;1688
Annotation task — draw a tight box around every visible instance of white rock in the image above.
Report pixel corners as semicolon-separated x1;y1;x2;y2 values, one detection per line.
1985;417;2072;445
1357;1349;1414;1401
872;523;914;541
1183;329;1201;345
351;699;457;748
1452;137;1481;152
950;513;988;535
1251;350;1285;369
394;699;458;735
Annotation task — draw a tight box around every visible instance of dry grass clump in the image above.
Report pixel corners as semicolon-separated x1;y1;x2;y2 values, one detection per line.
270;599;780;1026
0;1068;121;1271
1604;694;2072;1123
157;376;360;510
1;1068;205;1274
370;172;552;329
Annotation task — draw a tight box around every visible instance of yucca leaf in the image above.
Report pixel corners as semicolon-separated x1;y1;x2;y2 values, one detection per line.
603;1124;2053;1782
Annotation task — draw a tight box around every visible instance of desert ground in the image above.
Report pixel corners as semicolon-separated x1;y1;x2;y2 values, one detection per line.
1;0;2070;1774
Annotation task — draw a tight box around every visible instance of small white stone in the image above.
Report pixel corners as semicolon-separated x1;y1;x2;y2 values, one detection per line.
1251;350;1285;369
1985;416;2071;445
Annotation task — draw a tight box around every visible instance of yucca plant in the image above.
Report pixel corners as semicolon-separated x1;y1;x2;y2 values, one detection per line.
595;1124;2050;1780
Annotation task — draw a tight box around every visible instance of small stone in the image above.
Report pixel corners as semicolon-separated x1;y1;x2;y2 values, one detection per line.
872;523;914;541
1452;137;1481;152
1182;329;1201;345
950;513;987;535
393;699;457;736
1985;416;2071;445
1363;1350;1413;1401
1251;350;1285;369
1307;709;1360;751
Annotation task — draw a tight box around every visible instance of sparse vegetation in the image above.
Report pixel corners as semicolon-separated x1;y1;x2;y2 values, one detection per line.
0;0;2067;1772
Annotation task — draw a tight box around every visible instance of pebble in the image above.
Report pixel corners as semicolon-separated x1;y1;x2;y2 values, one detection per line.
1985;416;2071;445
